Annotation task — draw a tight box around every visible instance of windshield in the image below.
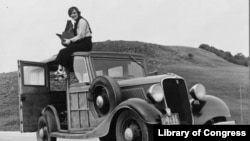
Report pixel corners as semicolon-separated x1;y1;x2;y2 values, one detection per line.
73;56;90;83
93;58;145;80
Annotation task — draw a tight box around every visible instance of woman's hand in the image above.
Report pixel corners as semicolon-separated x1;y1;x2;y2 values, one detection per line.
63;39;71;45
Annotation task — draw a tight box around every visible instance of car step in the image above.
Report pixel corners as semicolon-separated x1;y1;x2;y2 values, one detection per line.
50;131;89;139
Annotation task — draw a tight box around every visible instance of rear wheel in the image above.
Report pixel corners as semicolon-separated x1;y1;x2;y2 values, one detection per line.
116;110;153;141
36;111;57;141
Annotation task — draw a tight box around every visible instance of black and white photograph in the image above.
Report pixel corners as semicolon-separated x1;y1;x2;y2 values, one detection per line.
0;0;249;141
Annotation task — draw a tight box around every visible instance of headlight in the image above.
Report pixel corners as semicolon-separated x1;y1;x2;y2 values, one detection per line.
189;83;206;100
147;84;164;102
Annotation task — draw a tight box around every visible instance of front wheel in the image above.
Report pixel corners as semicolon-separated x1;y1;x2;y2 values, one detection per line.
204;116;227;125
116;110;153;141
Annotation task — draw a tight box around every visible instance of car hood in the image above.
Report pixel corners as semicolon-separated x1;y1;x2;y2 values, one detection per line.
117;73;183;87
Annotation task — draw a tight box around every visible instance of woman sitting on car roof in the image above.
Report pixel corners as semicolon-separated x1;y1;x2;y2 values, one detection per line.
54;6;92;80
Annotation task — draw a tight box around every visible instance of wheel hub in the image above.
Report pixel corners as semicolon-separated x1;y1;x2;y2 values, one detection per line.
124;127;134;141
38;126;48;140
96;95;104;108
39;128;44;138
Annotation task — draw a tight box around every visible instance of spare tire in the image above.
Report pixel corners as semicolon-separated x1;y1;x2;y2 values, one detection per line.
89;75;122;116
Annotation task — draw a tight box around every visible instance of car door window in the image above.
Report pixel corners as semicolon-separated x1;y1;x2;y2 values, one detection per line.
23;66;45;86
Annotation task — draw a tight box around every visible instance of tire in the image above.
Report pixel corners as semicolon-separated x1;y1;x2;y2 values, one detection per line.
99;135;116;141
116;110;153;141
204;116;227;125
89;76;121;116
36;111;57;141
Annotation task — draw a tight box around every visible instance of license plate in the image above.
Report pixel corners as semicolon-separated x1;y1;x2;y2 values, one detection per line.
161;113;180;125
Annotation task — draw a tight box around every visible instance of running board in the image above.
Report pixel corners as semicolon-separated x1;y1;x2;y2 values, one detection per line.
50;131;89;139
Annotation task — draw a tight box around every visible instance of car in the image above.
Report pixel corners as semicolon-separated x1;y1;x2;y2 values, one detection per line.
18;51;235;141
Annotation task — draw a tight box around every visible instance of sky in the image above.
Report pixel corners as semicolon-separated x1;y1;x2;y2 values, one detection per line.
0;0;249;73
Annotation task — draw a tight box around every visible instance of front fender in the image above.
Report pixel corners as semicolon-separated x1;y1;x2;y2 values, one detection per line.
86;98;162;138
116;98;163;124
193;95;231;124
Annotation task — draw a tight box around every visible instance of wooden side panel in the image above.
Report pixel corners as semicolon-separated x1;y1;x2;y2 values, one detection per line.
71;111;80;128
88;110;98;127
80;111;89;128
79;93;87;109
70;93;78;110
69;92;90;130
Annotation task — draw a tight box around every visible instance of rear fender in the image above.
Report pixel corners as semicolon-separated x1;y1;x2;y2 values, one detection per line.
193;95;231;124
41;105;60;131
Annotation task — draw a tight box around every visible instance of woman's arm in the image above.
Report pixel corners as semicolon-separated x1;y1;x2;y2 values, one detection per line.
70;19;87;42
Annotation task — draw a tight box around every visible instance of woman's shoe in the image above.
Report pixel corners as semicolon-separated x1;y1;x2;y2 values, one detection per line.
62;72;67;80
54;72;67;81
54;70;67;81
54;70;64;76
54;76;62;81
54;75;67;81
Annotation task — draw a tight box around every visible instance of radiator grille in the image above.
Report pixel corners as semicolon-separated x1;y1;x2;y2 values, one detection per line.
163;79;193;125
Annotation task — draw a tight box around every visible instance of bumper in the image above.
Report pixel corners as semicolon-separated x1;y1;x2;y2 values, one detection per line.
214;120;236;125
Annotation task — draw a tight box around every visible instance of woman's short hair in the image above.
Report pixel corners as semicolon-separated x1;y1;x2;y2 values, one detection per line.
68;6;81;17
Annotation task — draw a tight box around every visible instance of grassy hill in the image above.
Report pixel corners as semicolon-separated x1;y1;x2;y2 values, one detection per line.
0;72;19;131
0;40;249;131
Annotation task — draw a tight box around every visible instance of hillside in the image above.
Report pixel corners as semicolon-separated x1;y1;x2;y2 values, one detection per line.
199;44;249;66
0;40;249;131
93;41;235;69
0;72;19;130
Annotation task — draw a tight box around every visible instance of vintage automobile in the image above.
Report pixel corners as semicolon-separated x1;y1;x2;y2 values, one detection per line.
18;51;235;141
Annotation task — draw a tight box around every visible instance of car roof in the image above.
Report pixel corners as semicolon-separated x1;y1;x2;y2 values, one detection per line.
42;51;144;64
73;51;144;58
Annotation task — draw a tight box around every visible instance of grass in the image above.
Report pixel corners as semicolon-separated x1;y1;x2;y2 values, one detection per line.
0;72;19;131
0;105;19;131
162;65;249;124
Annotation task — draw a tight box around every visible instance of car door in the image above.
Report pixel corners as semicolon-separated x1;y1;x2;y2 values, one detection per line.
18;60;50;132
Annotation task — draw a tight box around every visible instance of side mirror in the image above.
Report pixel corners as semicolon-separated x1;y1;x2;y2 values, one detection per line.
148;70;158;76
